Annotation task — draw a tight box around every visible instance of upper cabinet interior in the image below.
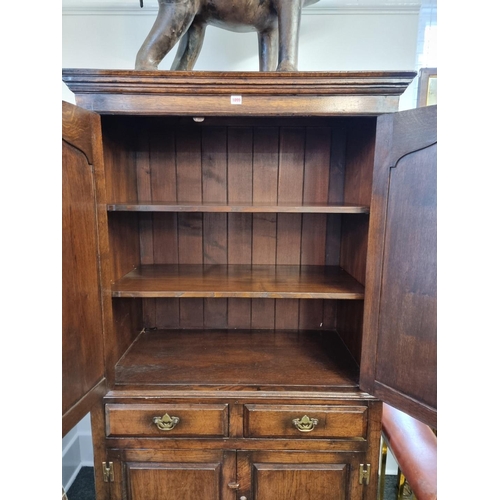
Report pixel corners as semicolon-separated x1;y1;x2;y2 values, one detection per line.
62;70;420;396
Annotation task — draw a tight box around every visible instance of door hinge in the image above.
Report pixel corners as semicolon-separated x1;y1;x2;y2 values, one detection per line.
359;463;371;485
102;462;114;482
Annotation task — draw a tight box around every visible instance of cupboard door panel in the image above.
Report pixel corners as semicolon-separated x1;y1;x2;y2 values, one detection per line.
361;105;437;428
126;462;221;500
238;450;365;500
111;449;236;500
62;101;106;435
253;463;347;500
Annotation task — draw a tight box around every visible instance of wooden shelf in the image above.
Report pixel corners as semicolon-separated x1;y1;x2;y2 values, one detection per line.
115;329;360;390
111;264;365;299
107;202;369;214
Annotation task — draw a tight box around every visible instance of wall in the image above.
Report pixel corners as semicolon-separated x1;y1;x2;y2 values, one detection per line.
62;2;419;485
62;413;94;492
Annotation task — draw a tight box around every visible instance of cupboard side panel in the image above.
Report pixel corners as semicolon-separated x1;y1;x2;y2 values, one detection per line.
341;118;375;283
101;120;143;373
337;119;375;363
103;120;142;279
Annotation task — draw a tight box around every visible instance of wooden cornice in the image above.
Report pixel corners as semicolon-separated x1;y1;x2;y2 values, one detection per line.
62;69;416;116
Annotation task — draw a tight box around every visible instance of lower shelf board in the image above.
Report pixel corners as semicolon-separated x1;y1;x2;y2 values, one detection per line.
114;329;360;390
111;264;365;299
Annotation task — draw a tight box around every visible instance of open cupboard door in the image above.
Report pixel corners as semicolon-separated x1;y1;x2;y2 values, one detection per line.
62;101;107;436
360;105;437;429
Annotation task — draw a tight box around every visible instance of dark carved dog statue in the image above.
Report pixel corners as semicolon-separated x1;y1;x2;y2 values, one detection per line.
136;0;319;71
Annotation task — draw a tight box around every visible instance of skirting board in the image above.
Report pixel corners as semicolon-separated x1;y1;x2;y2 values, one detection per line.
62;413;94;491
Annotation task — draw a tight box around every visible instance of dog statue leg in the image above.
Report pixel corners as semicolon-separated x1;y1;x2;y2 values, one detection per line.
170;21;207;70
135;0;196;70
258;27;278;72
275;0;302;71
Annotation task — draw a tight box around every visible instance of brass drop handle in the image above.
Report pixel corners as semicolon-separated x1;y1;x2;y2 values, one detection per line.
292;415;319;432
228;482;240;490
153;412;180;431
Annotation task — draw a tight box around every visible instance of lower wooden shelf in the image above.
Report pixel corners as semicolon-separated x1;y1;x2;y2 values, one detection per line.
111;264;365;299
114;329;360;390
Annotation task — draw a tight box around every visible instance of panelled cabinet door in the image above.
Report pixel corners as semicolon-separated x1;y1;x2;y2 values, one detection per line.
360;105;437;428
62;101;107;436
108;449;236;500
237;450;368;500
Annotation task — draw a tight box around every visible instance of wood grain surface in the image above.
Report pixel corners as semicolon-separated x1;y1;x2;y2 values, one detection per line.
114;329;360;389
111;264;365;299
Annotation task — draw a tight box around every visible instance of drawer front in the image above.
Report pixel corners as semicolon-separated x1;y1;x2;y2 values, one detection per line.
244;404;367;439
106;404;229;437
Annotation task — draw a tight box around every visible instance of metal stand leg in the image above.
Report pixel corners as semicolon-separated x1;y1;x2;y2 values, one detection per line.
378;440;388;500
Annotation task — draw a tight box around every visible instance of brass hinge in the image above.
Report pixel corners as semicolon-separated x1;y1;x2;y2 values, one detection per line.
359;463;371;485
102;462;115;483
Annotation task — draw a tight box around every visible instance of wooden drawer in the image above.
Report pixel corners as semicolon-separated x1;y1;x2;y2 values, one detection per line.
106;404;229;437
243;404;367;439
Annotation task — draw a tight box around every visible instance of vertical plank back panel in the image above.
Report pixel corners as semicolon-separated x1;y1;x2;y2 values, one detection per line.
227;127;254;327
276;128;306;328
134;123;156;324
202;127;228;327
108;119;350;331
275;213;301;330
278;128;305;203
326;124;347;267
253;127;279;203
228;127;253;203
148;123;180;324
176;127;204;325
251;128;279;326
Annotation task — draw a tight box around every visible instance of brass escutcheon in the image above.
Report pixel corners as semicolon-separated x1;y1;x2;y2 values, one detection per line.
292;415;319;432
153;412;180;431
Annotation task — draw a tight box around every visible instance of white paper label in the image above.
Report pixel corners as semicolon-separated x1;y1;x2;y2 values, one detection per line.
231;95;242;105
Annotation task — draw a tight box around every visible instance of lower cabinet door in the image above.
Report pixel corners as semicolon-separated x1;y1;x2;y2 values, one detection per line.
108;449;236;500
237;451;367;500
107;449;372;500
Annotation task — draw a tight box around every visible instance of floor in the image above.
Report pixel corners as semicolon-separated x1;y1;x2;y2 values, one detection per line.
66;466;400;499
66;467;95;500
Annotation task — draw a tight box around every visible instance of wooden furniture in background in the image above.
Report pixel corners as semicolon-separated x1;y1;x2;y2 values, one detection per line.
62;70;437;500
417;68;437;107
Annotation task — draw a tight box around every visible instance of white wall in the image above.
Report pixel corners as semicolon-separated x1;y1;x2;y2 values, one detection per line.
62;3;419;481
62;413;94;492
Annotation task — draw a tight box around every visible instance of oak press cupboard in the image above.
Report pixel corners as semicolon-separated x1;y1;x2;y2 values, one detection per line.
62;70;437;500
